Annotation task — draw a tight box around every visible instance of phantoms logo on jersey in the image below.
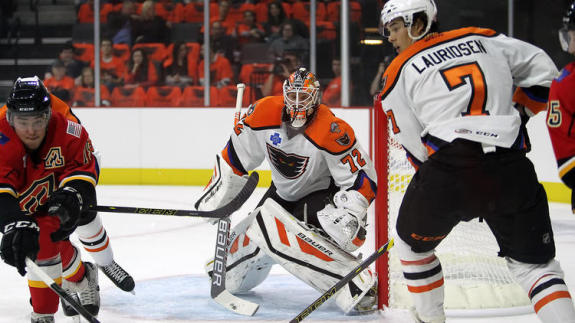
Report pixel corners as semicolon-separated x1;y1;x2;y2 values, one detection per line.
266;143;309;179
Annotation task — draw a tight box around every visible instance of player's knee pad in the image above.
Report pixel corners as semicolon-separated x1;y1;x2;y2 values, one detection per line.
75;214;113;266
507;257;575;321
246;198;376;313
206;210;275;293
195;154;248;213
396;235;446;323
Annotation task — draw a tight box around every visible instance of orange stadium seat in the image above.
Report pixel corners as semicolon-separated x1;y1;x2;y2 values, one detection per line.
111;86;147;107
182;2;204;23
155;2;184;23
291;1;326;22
317;21;336;40
215;85;253;107
146;86;182;107
72;86;111;107
74;43;95;63
180;86;217;107
132;43;169;63
113;43;130;62
326;1;362;23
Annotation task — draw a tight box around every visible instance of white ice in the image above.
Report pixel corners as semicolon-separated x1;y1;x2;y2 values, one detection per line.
1;185;574;323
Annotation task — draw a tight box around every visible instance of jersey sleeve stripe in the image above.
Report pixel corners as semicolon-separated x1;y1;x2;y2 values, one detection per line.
60;174;97;188
513;87;548;114
351;170;377;203
380;27;498;102
222;139;249;176
559;156;575;179
0;187;18;198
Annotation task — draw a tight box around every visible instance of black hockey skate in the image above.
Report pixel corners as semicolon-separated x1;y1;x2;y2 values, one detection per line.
99;261;135;293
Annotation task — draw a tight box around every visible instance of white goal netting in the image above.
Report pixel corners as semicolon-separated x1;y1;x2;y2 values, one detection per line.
372;103;532;316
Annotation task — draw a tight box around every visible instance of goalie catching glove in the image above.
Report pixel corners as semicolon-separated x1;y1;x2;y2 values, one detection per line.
317;190;369;253
47;186;83;242
195;154;248;223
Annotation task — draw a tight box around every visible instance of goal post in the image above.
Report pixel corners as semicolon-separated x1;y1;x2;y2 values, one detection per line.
371;97;532;315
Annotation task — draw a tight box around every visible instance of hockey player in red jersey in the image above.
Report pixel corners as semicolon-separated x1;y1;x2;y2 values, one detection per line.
196;68;379;314
547;1;575;214
379;0;575;322
0;77;131;323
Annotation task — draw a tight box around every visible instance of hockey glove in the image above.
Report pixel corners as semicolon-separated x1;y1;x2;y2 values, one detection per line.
47;186;83;242
0;215;40;276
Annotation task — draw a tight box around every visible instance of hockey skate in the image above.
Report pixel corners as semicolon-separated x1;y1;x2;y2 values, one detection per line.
99;261;135;293
61;262;100;317
30;312;54;323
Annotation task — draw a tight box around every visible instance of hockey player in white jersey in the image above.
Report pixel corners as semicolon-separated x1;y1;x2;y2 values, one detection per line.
378;0;575;322
195;68;379;314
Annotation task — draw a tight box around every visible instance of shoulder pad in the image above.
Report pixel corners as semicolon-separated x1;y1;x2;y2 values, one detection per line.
243;96;284;129
305;104;356;155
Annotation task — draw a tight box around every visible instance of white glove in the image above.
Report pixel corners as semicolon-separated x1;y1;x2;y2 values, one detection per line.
317;190;369;253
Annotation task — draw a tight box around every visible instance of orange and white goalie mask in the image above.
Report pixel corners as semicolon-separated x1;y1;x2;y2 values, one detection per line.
283;67;320;128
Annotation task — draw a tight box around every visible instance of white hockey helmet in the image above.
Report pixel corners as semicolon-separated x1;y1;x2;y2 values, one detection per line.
379;0;437;41
559;1;575;52
283;67;320;128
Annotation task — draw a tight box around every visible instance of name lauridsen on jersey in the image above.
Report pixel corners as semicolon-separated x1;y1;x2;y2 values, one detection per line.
412;39;487;74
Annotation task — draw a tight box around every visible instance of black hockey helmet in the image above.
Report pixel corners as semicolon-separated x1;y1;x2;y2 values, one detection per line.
560;1;575;51
6;76;51;123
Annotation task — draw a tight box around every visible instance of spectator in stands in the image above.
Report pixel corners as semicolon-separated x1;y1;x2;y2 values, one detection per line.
212;0;236;32
123;48;159;88
131;0;171;44
322;57;342;106
105;0;137;45
263;1;288;41
210;20;239;64
46;43;86;80
91;38;125;91
267;21;309;59
72;67;112;107
369;55;393;97
235;10;265;45
261;50;301;97
165;42;195;87
44;60;75;104
77;0;95;23
198;43;233;88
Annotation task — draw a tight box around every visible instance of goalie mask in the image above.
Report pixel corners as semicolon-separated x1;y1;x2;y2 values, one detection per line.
379;0;437;41
559;1;575;52
6;76;51;126
283;68;320;128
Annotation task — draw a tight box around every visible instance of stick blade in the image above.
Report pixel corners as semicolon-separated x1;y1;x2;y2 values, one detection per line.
213;290;259;316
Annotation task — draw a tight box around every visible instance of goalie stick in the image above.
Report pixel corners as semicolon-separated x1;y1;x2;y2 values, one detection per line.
289;239;395;323
92;171;259;218
209;82;259;316
25;258;101;323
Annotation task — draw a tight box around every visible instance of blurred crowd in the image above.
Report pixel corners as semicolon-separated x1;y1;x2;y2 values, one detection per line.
43;0;364;107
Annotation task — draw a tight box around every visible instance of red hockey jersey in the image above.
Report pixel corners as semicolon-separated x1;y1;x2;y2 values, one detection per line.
547;62;575;186
0;112;98;216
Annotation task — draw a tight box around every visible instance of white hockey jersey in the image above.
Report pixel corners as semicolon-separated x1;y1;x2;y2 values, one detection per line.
225;96;377;203
379;27;558;164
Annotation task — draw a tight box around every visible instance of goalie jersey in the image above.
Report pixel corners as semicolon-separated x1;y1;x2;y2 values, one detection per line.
222;96;377;203
379;27;558;166
547;62;575;188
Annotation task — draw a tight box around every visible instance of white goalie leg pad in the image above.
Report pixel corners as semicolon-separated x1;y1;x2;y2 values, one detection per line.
507;258;575;323
195;154;248;214
246;199;377;314
75;214;114;266
396;235;446;323
206;209;275;293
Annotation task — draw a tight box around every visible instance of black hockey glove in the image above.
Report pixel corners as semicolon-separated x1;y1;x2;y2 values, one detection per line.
0;215;40;276
46;186;83;242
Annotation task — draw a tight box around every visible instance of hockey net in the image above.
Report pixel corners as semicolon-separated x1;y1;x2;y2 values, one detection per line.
371;99;532;316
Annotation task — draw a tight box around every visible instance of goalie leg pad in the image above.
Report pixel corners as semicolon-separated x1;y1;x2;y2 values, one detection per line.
507;258;575;322
74;214;113;266
195;154;248;212
206;210;275;293
246;198;376;313
396;235;446;323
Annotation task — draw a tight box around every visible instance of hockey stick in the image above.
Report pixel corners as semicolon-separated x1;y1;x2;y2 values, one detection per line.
209;82;259;316
25;258;101;323
92;171;259;218
289;239;395;323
